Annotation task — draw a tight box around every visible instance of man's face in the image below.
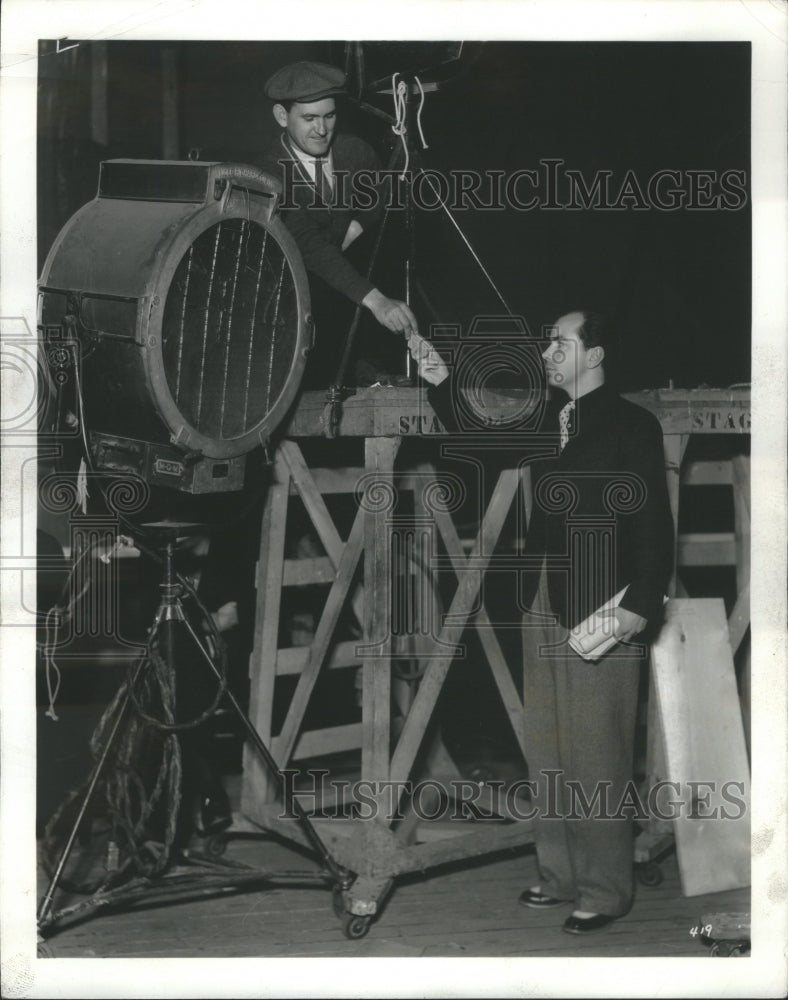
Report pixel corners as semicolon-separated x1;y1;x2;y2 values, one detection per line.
275;97;337;157
541;311;588;395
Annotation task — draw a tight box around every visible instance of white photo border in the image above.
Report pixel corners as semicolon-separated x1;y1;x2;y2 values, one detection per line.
1;2;786;997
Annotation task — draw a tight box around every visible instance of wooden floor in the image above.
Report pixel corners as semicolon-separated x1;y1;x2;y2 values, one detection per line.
39;823;749;959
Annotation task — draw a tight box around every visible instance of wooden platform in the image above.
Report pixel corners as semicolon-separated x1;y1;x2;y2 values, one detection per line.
39;825;748;959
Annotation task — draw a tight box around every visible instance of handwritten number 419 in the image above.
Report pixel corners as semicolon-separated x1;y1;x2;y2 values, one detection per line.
689;924;713;938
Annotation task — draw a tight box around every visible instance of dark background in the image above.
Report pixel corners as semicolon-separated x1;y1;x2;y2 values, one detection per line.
38;38;751;389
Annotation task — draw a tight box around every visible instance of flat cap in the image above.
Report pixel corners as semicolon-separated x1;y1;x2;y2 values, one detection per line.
265;61;346;103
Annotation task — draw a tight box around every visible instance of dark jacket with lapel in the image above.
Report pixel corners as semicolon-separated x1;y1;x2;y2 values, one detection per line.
429;379;674;632
259;132;384;305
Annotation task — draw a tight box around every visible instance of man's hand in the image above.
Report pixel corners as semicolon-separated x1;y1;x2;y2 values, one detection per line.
407;332;449;386
211;600;239;633
602;606;648;643
341;220;363;252
362;288;418;336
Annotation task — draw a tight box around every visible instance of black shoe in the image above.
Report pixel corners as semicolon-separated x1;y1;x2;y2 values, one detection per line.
199;786;232;837
518;888;569;909
562;913;618;935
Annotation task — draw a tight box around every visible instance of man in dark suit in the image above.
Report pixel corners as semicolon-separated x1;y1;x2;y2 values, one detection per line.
260;61;417;386
409;311;674;934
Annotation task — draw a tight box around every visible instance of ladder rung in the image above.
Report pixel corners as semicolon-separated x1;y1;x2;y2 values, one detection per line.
282;556;334;586
681;460;734;486
273;722;363;760
276;640;362;675
677;532;736;566
288;467;366;495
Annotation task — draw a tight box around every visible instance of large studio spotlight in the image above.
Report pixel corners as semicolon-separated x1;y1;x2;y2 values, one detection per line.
39;160;312;493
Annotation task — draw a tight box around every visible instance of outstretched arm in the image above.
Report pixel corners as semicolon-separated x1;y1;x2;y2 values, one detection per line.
363;290;418;336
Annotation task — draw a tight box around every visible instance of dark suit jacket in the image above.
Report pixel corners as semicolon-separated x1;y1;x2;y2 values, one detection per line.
429;379;674;633
259;131;384;305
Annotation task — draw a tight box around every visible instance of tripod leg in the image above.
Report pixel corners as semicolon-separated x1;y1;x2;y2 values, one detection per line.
180;616;352;887
38;685;134;926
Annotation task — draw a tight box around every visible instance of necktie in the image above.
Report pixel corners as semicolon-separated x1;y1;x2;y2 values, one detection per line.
313;157;333;207
559;400;575;450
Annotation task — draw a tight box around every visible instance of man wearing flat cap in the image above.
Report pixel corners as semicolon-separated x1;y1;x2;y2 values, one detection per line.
261;60;418;386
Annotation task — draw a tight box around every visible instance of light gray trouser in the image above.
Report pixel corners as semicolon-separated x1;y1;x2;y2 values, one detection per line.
522;573;642;916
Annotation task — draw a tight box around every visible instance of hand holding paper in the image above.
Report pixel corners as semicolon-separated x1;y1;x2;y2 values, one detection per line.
602;605;647;644
568;587;640;662
407;332;449;385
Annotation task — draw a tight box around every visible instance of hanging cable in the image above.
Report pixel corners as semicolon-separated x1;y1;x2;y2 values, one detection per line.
41;535;102;722
416;168;516;316
414;76;429;151
386;70;515;315
41;340;231;886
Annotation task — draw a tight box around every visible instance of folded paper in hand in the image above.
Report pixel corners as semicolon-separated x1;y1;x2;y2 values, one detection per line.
568;586;629;662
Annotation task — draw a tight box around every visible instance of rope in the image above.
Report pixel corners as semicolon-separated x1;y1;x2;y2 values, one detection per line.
416;167;515;316
414;76;429;151
41;536;99;722
390;73;429;177
43;608;63;721
386;74;511;314
42;666;183;891
391;74;409;175
40;564;224;892
40;514;229;892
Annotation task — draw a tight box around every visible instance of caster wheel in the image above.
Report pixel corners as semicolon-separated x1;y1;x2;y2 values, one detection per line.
332;886;345;918
710;942;727;957
204;834;228;858
636;861;663;887
341;913;372;940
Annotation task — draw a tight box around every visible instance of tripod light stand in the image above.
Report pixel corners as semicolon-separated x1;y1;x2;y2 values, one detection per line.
37;522;371;946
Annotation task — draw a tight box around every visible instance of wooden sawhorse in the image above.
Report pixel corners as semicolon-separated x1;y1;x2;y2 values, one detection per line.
238;386;751;927
240;389;536;926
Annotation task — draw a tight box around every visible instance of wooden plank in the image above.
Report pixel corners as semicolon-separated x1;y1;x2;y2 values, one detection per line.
677;532;736;566
410;459;444;672
39;831;750;960
664;433;688;596
291;723;364;760
640;670;674;853
474;616;526;755
388;469;520;789
681;460;733;486
431;502;526;757
272;505;366;768
731;453;750;595
650;598;751;896
518;464;533;545
288;466;366;494
282;556;335;586
279;439;365;630
283;387;751;439
360;437;400;807
739;636;751;761
241;463;289;815
727;581;750;654
276;640;361;676
371;818;533;877
730;454;751;759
